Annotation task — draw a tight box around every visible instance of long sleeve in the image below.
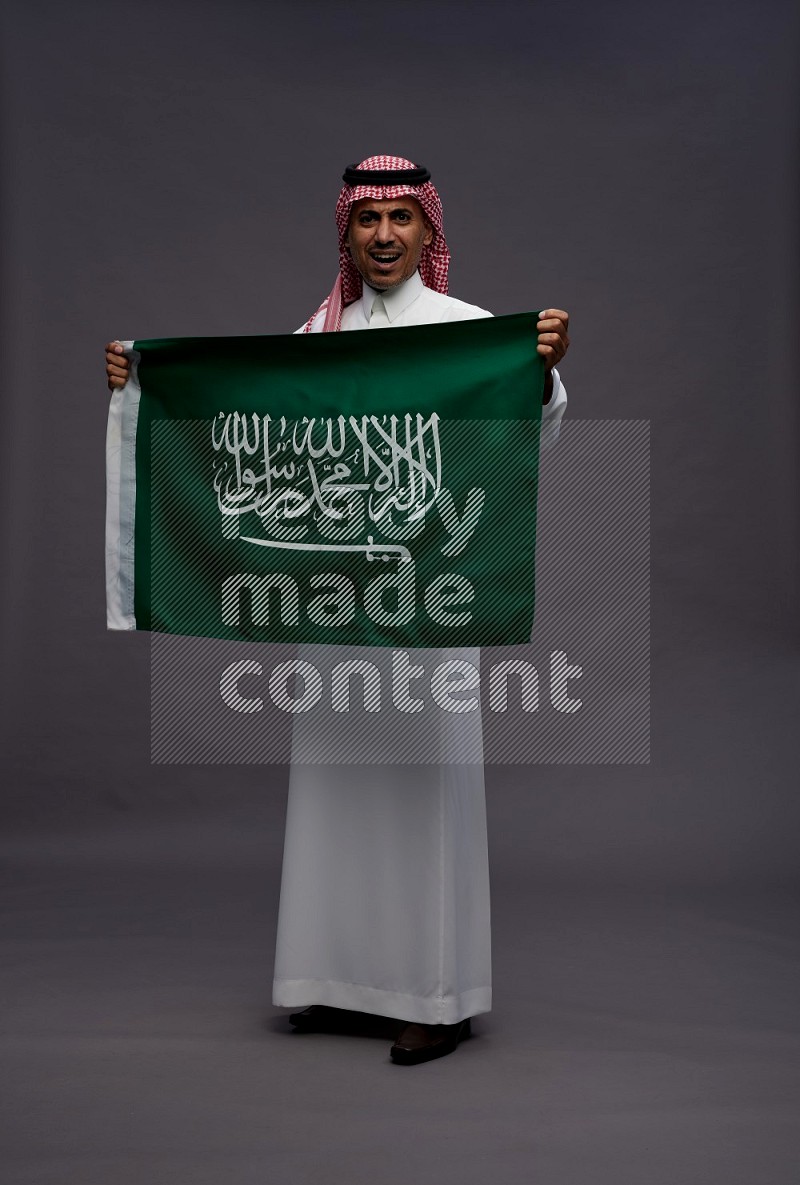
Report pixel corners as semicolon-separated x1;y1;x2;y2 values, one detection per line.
542;368;568;450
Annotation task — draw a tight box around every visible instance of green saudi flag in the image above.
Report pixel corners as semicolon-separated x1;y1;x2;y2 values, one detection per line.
105;312;544;648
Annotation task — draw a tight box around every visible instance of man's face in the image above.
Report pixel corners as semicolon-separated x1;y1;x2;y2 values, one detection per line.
346;197;433;291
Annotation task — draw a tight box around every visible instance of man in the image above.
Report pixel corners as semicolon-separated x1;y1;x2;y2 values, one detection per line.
105;155;570;1065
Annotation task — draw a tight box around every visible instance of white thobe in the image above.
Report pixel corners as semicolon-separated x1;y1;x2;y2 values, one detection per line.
272;271;567;1024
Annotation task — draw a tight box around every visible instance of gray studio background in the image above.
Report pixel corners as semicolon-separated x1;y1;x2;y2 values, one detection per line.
1;2;799;1184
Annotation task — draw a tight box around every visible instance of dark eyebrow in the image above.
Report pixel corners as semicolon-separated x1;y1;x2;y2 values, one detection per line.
358;206;415;218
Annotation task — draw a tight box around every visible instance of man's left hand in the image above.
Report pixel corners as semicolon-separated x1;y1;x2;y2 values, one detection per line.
537;308;570;368
536;308;570;404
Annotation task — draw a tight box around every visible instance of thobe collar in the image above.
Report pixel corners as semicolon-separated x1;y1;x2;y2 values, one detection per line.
359;269;425;324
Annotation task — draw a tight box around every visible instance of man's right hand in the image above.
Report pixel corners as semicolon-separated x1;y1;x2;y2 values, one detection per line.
105;341;130;391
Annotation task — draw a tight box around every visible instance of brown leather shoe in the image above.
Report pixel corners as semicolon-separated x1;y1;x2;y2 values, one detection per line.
289;1005;399;1038
288;1005;344;1030
390;1018;471;1065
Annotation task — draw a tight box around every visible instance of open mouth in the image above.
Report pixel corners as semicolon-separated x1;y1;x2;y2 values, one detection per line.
369;253;402;268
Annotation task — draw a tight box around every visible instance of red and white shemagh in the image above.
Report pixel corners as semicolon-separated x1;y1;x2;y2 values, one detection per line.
302;155;450;333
